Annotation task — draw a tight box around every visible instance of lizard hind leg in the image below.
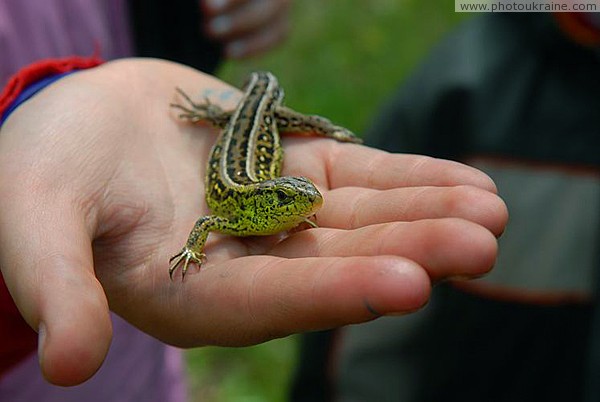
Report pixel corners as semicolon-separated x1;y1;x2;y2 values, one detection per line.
275;106;362;144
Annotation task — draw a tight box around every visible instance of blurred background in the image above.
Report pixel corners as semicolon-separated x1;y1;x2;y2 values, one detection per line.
187;1;466;400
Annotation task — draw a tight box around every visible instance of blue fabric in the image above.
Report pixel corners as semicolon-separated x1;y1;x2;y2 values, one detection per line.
0;71;73;126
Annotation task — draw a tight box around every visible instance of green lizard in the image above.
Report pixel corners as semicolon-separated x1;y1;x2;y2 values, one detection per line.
169;71;361;279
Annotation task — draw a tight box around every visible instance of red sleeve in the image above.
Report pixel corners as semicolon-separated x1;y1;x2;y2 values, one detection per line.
0;55;104;378
0;274;37;377
0;55;103;117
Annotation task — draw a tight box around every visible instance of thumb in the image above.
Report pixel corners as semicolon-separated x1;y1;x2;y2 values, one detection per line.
0;192;112;386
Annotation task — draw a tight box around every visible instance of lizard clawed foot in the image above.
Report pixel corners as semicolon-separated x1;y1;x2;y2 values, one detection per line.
302;216;318;228
169;248;207;280
171;88;228;126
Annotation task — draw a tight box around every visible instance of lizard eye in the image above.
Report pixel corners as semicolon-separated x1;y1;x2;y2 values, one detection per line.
276;189;294;205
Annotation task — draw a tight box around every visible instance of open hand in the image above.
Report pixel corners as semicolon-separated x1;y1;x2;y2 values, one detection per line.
0;59;507;386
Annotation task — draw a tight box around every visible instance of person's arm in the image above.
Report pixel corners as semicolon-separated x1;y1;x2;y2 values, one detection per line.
0;58;507;386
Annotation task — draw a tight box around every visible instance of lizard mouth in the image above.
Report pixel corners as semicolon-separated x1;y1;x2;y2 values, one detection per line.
309;189;324;207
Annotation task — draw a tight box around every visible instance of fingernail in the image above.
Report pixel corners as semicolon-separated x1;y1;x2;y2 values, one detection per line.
204;0;229;13
226;40;246;58
364;299;382;317
38;322;47;365
385;302;429;317
208;15;232;35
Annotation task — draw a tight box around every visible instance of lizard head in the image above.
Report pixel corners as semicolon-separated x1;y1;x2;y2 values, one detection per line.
247;176;323;234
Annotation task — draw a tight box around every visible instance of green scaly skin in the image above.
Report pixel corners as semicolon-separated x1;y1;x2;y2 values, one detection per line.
169;72;359;279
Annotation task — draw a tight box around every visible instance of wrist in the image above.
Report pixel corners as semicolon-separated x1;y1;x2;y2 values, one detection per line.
0;55;104;125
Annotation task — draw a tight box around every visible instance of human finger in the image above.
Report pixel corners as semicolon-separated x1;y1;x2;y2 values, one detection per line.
284;140;499;192
271;218;498;282
139;255;431;346
0;192;111;386
222;12;289;58
319;185;508;236
203;0;290;40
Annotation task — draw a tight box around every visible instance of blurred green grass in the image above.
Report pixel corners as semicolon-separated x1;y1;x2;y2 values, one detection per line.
219;0;466;134
186;1;466;401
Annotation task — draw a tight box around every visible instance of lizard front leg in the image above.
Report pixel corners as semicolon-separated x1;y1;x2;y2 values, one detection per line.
169;215;230;279
170;87;230;128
